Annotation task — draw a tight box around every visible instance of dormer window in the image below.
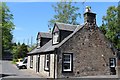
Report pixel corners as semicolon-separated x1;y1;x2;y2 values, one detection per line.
37;38;41;48
53;31;59;44
52;22;77;45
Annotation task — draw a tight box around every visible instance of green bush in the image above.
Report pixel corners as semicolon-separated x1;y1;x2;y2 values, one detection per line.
12;59;17;64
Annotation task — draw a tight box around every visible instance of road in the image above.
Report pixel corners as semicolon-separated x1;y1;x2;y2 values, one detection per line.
1;60;43;79
1;60;119;79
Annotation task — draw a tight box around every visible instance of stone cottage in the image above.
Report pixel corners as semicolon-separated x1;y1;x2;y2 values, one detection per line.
27;32;52;73
27;7;118;78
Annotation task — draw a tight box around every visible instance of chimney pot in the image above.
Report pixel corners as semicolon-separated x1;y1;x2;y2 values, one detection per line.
85;6;91;12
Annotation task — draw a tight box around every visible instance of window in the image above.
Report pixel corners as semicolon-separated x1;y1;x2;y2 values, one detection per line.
109;58;116;68
37;38;41;48
53;32;59;44
23;58;27;64
44;54;50;71
30;56;33;68
62;53;73;72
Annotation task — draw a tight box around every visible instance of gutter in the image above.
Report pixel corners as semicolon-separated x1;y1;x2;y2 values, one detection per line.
27;50;54;55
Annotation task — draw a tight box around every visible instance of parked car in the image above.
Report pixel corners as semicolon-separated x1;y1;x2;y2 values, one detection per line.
16;58;23;64
16;57;27;69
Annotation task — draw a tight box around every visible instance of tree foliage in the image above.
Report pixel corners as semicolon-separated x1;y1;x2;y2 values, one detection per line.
100;5;120;50
27;43;36;52
12;43;28;59
1;3;15;54
49;2;81;27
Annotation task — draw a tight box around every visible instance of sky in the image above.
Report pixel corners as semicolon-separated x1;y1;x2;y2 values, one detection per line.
6;2;118;45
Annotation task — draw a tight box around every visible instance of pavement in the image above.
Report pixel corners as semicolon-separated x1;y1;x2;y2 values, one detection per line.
1;60;43;79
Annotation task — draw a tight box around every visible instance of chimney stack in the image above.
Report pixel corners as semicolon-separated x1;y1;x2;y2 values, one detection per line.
84;6;96;25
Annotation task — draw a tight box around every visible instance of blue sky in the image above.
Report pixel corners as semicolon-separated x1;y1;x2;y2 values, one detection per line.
6;2;118;45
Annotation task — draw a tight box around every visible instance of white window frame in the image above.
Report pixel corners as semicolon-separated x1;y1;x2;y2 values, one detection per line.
53;32;59;44
63;54;72;72
110;58;116;67
45;54;49;71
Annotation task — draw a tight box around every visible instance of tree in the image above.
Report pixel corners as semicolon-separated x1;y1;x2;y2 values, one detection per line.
49;1;81;27
0;2;2;26
116;2;120;50
19;43;28;58
1;3;15;55
27;43;36;52
12;43;28;60
12;43;18;59
100;5;120;50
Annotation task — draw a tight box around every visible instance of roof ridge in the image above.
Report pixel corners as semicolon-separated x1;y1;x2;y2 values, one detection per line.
38;32;51;34
56;22;79;26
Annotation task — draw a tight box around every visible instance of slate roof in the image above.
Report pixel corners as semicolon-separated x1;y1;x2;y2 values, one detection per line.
55;22;77;32
26;22;119;55
27;40;53;54
37;32;52;39
28;24;83;55
27;47;40;54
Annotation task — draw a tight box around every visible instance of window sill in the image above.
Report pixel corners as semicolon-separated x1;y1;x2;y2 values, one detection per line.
62;70;73;73
37;47;40;49
52;42;59;45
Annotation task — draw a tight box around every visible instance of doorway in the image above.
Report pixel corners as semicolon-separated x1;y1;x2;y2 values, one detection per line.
36;55;40;73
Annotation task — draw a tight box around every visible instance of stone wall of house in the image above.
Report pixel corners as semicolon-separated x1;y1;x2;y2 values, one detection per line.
57;25;116;78
27;53;56;78
39;53;56;78
33;55;37;72
50;54;55;78
27;55;36;71
52;53;58;78
39;54;49;77
27;56;30;69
